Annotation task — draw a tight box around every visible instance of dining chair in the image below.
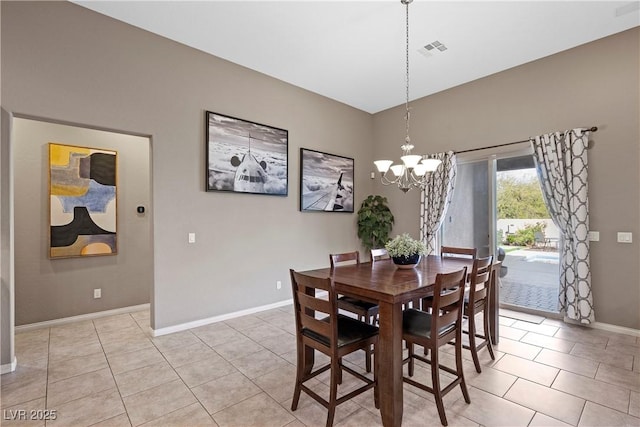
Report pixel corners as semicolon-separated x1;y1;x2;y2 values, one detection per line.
289;269;379;427
370;248;389;262
464;255;496;373
421;246;477;313
402;267;470;426
441;245;477;262
330;251;379;372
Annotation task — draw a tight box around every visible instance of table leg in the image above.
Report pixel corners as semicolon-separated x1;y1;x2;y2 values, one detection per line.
377;301;404;427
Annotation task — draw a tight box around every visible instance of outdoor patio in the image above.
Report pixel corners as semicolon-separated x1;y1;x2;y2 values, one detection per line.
499;247;560;314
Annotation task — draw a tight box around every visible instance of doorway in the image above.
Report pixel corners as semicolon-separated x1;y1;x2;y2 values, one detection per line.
441;151;560;316
12;117;153;327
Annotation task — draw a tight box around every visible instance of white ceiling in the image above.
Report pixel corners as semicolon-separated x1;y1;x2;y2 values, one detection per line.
74;1;639;113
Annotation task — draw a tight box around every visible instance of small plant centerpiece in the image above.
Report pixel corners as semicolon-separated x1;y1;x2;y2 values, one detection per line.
385;233;427;269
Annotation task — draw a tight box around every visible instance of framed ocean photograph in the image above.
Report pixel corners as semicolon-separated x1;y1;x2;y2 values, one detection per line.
299;148;354;213
49;143;117;258
206;111;288;196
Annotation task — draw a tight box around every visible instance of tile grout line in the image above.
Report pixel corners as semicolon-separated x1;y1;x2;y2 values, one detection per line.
93;315;134;427
143;323;217;426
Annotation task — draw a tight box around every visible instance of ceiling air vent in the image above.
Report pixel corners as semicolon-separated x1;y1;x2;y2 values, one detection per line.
418;40;448;58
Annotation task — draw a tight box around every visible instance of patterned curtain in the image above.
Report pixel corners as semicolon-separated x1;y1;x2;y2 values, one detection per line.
531;129;593;324
419;151;457;255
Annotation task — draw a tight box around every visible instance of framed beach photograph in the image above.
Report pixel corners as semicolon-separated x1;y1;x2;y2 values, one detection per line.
206;111;288;196
49;143;118;258
300;148;354;213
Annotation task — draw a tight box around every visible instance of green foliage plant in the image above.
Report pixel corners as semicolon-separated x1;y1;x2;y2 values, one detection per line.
357;195;395;251
505;222;546;246
497;175;550;219
385;233;427;258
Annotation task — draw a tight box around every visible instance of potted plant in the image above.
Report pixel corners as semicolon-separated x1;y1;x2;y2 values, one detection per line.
357;195;394;251
385;233;427;269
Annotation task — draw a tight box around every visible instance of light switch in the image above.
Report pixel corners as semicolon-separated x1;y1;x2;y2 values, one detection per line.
188;233;196;243
588;231;599;242
617;232;632;243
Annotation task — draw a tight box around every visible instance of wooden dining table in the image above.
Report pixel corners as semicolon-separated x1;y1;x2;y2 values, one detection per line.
298;255;500;427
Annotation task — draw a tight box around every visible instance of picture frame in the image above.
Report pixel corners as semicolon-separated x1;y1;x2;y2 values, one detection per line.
49;143;118;258
299;148;354;213
206;111;288;196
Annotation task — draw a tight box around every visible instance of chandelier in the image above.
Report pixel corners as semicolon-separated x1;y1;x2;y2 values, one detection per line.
373;0;441;193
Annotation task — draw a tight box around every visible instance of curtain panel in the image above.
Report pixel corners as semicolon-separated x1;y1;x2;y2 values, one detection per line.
419;151;457;255
531;129;593;324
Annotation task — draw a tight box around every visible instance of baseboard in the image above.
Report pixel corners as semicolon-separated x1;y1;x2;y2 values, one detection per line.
564;316;640;337
15;304;151;332
1;357;17;374
499;303;563;320
151;298;293;337
500;305;640;337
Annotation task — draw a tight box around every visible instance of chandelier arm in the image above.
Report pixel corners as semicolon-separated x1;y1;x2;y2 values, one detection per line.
380;173;401;186
408;171;429;187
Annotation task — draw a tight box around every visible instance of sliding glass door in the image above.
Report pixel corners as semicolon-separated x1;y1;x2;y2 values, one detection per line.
441;147;560;315
441;160;493;258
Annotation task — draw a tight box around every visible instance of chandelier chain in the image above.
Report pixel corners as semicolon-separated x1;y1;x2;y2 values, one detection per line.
405;0;410;143
373;0;442;192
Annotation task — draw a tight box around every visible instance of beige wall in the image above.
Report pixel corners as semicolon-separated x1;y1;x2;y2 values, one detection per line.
373;27;640;329
1;0;637;355
1;1;374;333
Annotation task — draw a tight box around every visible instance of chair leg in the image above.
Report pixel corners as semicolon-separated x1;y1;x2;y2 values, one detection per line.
431;347;448;426
407;342;415;377
291;345;304;411
327;358;340;427
365;314;372;373
483;308;496;360
365;345;372;373
467;311;482;373
455;331;471;404
373;343;380;409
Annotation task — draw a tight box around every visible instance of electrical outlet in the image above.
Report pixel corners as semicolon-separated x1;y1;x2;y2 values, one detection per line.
188;233;196;243
276;280;282;290
588;231;599;242
94;288;101;299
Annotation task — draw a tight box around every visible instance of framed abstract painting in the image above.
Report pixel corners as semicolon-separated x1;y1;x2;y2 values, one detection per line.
299;148;354;212
49;143;117;258
206;111;288;196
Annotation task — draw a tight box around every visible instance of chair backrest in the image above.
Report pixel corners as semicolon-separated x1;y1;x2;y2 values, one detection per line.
370;248;389;262
329;251;360;269
431;267;467;345
468;255;493;308
290;269;337;351
441;246;477;259
534;231;545;243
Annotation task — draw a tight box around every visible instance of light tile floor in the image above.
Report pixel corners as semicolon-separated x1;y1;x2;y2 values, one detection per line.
2;307;640;426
